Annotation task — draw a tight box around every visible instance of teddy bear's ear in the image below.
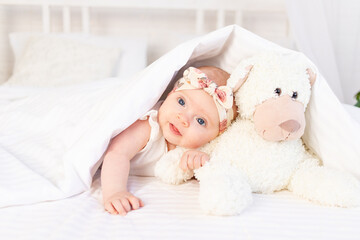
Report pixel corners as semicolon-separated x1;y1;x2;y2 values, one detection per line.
306;68;316;87
230;65;253;93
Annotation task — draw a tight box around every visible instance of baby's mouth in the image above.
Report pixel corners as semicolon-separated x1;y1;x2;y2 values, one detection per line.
169;123;182;136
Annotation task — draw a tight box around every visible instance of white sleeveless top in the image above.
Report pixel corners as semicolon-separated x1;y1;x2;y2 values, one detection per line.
129;102;168;176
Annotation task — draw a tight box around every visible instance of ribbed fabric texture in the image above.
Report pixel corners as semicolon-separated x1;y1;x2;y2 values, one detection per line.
1;175;359;240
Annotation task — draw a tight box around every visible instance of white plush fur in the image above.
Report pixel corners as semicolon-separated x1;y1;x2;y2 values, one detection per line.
228;53;312;119
155;52;360;215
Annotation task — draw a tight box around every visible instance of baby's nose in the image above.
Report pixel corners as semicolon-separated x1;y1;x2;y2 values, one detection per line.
176;113;190;127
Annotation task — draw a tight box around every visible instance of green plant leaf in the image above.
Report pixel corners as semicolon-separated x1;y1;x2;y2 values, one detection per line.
356;91;360;101
355;91;360;108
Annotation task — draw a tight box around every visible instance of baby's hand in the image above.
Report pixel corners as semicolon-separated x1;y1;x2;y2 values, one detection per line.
180;150;210;171
104;191;144;215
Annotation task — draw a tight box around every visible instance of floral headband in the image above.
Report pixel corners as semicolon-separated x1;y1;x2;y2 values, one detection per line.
173;67;234;133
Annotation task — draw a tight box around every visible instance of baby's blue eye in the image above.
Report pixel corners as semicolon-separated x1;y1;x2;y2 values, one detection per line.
197;118;206;126
178;98;185;106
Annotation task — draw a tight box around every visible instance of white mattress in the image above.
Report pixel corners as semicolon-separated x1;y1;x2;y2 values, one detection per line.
1;172;359;240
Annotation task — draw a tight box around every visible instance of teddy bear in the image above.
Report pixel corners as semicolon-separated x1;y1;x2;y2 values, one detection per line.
154;52;360;215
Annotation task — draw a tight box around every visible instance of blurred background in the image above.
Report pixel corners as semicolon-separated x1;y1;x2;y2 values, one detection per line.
0;0;359;104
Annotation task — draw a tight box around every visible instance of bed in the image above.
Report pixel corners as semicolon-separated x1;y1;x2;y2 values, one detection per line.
1;1;360;240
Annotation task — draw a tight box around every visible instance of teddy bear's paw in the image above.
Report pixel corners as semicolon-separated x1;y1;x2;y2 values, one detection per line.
289;164;360;207
154;147;193;185
322;172;360;208
196;163;253;215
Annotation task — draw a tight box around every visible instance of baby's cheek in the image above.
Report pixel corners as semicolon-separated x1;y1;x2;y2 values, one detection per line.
191;134;210;148
182;136;201;149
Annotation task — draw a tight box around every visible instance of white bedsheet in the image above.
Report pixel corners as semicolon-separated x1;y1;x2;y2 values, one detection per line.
1;174;359;240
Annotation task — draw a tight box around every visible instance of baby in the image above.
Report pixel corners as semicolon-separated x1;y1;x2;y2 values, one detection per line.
101;66;235;215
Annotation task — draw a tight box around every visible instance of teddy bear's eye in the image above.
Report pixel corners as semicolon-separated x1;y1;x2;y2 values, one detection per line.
274;88;281;96
292;91;298;99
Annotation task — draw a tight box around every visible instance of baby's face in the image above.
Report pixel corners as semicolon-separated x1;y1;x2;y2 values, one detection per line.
158;89;220;149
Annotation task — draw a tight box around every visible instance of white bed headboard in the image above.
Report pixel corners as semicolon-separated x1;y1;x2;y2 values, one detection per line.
0;0;292;83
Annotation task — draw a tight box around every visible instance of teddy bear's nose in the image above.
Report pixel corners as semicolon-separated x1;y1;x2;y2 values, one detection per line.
279;120;300;133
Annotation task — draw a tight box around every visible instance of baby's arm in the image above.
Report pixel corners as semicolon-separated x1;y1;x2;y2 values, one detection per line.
101;119;150;215
179;150;210;171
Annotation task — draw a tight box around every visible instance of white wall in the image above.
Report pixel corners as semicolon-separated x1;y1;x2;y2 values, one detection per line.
0;0;292;83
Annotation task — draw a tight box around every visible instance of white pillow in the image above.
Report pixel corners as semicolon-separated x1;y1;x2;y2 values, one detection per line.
5;35;121;86
6;32;147;86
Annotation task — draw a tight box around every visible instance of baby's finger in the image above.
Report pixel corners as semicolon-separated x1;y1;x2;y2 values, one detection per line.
120;198;132;213
187;156;194;169
201;158;207;166
193;156;201;169
105;202;118;215
200;154;210;166
128;196;141;210
112;200;126;215
139;199;145;207
180;153;189;170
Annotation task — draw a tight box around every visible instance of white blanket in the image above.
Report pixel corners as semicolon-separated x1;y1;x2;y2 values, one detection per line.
1;25;359;208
